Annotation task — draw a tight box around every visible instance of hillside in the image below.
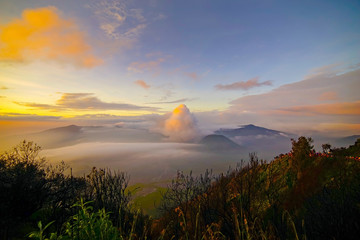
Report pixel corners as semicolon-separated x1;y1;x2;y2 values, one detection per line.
154;137;360;239
1;137;359;239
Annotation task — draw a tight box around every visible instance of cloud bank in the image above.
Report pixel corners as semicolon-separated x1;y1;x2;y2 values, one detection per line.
43;142;242;183
0;7;102;68
216;65;360;136
16;93;157;111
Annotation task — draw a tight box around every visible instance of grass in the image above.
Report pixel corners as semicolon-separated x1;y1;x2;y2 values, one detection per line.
128;181;169;217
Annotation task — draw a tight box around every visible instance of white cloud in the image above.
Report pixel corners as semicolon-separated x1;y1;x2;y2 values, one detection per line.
89;0;146;42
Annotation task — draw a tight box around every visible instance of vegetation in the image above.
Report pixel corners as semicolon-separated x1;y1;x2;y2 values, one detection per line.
0;138;359;239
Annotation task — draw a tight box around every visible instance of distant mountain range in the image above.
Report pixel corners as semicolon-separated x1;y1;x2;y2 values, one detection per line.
1;124;358;158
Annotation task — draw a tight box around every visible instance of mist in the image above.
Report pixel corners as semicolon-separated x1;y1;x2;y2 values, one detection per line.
2;102;356;185
43;142;245;183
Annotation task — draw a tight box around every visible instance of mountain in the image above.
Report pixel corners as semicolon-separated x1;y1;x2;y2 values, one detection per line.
200;134;243;152
214;124;296;158
27;125;84;149
333;135;360;148
41;125;82;134
2;125;163;150
215;124;292;138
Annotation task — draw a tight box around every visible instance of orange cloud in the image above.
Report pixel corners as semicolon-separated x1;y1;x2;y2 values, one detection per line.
215;77;272;90
185;72;199;80
318;91;338;101
134;80;150;89
127;58;165;73
0;6;102;68
317;123;360;132
275;101;360;116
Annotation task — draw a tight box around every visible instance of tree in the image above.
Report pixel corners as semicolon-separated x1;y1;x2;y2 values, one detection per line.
0;141;49;239
290;136;314;178
322;143;331;153
85;167;132;229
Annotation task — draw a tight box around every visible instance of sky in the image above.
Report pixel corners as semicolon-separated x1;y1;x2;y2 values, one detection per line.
0;0;360;137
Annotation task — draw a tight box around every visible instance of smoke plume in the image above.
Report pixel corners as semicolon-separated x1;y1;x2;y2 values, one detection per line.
161;104;200;142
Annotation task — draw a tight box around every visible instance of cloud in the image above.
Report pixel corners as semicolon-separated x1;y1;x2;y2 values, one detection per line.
0;6;102;68
0;112;162;130
0;86;8;90
304;63;344;80
159;104;200;142
222;65;360;135
318;91;338;101
128;58;165;73
149;98;195;104
274;101;360;116
159;89;174;102
215;77;272;90
16;93;158;111
316;123;360;133
122;23;146;39
89;0;146;42
185;72;199;80
229;67;360;112
134;80;150;89
154;13;167;21
0;112;61;121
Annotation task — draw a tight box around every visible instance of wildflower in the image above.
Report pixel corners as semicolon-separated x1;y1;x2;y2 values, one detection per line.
174;206;183;217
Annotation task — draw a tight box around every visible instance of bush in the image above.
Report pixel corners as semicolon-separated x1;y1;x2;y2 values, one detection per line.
0;141;49;239
29;199;123;240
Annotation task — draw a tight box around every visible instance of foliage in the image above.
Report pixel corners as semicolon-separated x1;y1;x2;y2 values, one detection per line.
290;136;314;178
1;137;360;239
29;200;123;240
63;199;123;240
0;141;139;240
84;167;131;225
159;169;214;213
0;141;49;239
153;137;360;239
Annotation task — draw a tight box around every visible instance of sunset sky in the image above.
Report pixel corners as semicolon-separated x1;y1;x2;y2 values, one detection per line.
1;0;359;136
